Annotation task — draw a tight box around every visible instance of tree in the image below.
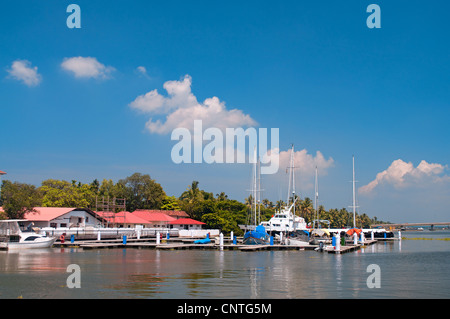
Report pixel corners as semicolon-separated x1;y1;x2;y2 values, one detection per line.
179;181;204;203
39;179;95;208
118;173;166;211
0;180;42;219
161;195;181;211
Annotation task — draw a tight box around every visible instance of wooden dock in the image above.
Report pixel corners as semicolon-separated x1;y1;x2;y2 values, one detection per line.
326;240;377;254
52;237;380;253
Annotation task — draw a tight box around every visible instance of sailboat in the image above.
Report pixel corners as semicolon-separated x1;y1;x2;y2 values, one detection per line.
243;148;270;245
261;145;308;239
309;166;332;245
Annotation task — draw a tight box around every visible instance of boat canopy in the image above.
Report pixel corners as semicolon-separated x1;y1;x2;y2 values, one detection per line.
0;220;21;236
311;229;330;237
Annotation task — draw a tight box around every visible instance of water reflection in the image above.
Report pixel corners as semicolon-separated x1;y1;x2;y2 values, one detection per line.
0;232;449;299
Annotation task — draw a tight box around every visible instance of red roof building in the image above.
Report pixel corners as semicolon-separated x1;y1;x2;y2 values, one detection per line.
168;218;205;230
23;207;104;228
96;211;151;228
131;210;176;228
0;170;6;175
134;209;189;219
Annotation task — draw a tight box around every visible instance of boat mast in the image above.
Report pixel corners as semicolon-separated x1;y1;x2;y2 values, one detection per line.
314;166;319;229
352;155;356;228
287;144;295;211
253;147;257;227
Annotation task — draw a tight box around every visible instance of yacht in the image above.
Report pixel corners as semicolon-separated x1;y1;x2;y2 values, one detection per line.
0;220;56;249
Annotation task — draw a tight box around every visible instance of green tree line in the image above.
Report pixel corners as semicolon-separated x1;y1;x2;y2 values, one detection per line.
0;174;389;234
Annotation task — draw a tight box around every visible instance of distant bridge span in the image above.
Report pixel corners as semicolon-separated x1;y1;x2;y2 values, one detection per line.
371;222;450;229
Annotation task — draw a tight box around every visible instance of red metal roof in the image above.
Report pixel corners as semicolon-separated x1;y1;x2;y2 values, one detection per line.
96;211;150;224
168;218;205;225
134;209;189;218
24;207;92;222
0;170;6;175
132;211;176;222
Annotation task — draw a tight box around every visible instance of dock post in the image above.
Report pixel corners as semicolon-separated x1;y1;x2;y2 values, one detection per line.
371;230;374;241
137;229;141;240
123;235;127;245
71;234;75;244
156;232;160;245
361;232;365;244
219;232;224;250
97;231;101;241
336;232;341;251
398;230;401;240
230;231;233;242
270;236;274;246
233;236;237;245
353;233;357;245
280;232;283;244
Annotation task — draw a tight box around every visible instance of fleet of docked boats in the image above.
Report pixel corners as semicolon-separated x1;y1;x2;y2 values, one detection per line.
240;146;393;246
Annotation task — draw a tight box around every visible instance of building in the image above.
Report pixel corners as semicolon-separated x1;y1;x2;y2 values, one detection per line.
96;211;151;228
134;209;189;220
168;218;205;230
23;207;104;228
131;210;176;228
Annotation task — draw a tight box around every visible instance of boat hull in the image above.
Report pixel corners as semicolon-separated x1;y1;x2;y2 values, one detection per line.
243;236;269;245
7;237;56;249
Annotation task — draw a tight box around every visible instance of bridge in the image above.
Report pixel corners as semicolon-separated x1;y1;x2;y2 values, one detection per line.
371;222;450;230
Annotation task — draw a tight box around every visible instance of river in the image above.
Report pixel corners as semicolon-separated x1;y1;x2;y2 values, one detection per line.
0;230;449;299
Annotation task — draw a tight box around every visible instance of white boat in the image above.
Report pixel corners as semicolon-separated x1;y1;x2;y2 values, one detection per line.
263;145;308;237
0;220;56;249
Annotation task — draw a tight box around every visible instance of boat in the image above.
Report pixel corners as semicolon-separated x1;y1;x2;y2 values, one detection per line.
0;220;56;249
286;229;310;246
242;148;270;245
263;145;308;237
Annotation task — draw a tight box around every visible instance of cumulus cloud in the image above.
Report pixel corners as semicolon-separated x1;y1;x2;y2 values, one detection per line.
61;56;115;79
7;60;42;86
278;148;334;178
129;74;257;134
359;159;449;194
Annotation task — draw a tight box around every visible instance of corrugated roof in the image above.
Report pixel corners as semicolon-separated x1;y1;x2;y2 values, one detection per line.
24;207;80;221
168;218;205;225
134;209;189;218
132;211;176;222
97;211;150;224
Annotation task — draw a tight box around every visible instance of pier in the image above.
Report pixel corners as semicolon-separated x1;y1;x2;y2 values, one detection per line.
53;236;380;253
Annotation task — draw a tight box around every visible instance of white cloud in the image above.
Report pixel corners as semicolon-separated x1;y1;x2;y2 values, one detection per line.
136;66;149;77
278;148;334;178
7;60;42;86
359;159;449;194
129;74;257;134
61;56;114;79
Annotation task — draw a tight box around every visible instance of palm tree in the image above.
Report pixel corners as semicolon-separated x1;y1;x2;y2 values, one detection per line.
300;197;314;224
179;181;203;203
216;192;228;201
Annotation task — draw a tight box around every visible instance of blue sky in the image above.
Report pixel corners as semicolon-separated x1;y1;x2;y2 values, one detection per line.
1;1;449;223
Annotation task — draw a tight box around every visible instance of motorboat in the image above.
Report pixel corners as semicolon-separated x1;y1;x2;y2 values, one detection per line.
0;220;56;249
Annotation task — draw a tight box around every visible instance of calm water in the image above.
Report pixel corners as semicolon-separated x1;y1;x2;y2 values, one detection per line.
0;231;449;299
